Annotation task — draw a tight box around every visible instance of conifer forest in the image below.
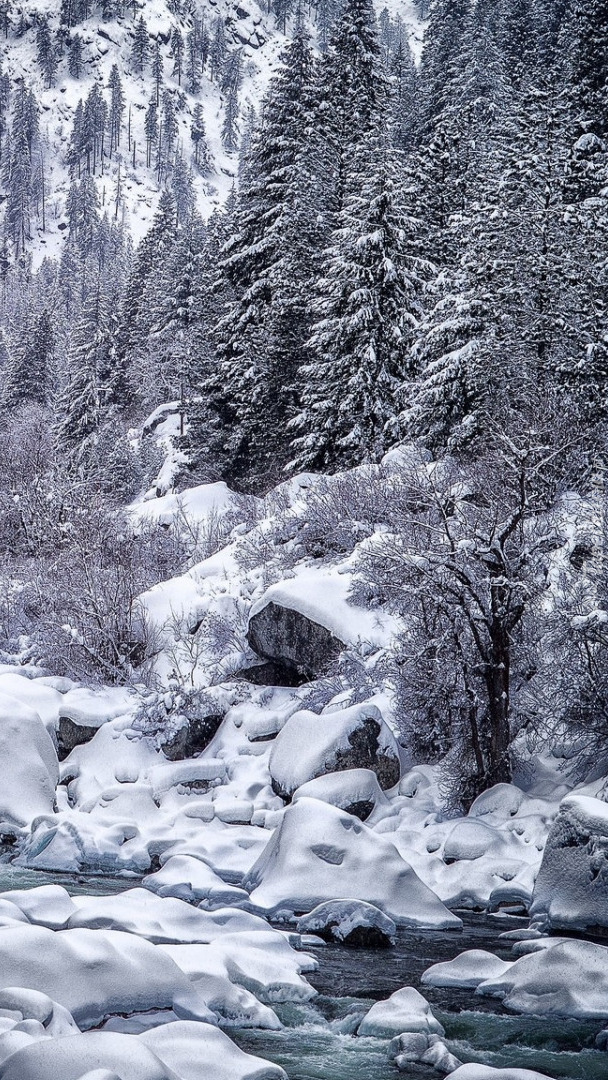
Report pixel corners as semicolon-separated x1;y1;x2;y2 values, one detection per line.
0;3;607;1080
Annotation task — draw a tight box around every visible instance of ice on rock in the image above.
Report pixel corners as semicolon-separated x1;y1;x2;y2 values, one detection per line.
0;924;208;1028
357;986;444;1038
143;856;250;907
296;899;396;945
530;794;608;932
292;769;390;821
268;702;401;799
476;938;608;1018
244;797;461;928
0;691;59;832
445;1068;555;1080
422;951;513;989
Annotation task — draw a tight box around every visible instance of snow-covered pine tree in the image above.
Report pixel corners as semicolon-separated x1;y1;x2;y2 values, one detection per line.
1;308;54;411
289;130;423;471
209;23;321;487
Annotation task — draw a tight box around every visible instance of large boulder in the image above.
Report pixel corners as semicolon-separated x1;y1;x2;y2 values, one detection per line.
247;568;398;681
159;713;224;761
57;688;136;760
268;702;401;800
247;602;344;681
243;797;462;929
530;794;608;933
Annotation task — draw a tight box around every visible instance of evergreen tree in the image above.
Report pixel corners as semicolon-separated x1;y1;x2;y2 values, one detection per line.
2;308;54;411
221;50;243;152
290;132;423;471
151;39;164;106
36;15;58;88
67;33;84;79
170;26;184;85
209;17;227;82
186;30;202;95
130;15;150;74
171;153;195;224
190;103;210;171
209;25;324;485
108;64;125;154
145;98;158;167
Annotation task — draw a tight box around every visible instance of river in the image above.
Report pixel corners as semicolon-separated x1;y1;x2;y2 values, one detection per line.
0;866;605;1079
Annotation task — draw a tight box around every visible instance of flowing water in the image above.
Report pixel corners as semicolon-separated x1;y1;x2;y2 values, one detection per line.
234;915;608;1080
0;866;606;1079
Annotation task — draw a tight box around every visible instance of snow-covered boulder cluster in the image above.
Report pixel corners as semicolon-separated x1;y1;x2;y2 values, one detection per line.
530;793;608;933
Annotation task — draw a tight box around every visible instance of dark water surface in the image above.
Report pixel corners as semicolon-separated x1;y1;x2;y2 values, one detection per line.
0;867;605;1079
234;915;608;1080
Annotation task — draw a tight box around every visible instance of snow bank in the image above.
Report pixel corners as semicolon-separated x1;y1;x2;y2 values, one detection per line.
244;798;461;928
59;687;137;729
0;691;58;831
0;674;61;736
67;888;253;944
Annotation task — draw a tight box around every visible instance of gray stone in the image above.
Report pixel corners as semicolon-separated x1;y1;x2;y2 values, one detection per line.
57;717;99;760
247;601;345;682
159;714;224;761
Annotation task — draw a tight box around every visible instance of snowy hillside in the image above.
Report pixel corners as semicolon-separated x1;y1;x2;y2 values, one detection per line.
0;0;423;262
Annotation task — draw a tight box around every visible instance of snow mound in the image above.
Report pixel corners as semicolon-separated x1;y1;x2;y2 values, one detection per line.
357;986;444;1038
0;675;61;736
476;938;608;1018
244;798;461;928
422;951;513;989
143;855;249;907
140;1021;287;1080
0;691;58;832
0;886;77;930
390;1032;461;1073
0;924;209;1028
268;702;400;799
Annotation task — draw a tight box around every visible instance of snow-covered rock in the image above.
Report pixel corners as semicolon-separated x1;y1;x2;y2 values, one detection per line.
296;899;396;946
143;855;249;907
0;924;212;1028
476;938;608;1018
268;702;401;800
292;768;390;821
390;1032;462;1074
0;1023;287;1080
422;951;513;989
445;1069;555;1080
357;986;444;1038
0;691;58;833
530;794;608;932
244;798;461;928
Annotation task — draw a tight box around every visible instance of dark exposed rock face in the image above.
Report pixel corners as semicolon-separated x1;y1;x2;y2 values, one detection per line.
296;900;396;948
159;714;224;761
57;718;99;761
233;659;309;687
247;602;345;682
